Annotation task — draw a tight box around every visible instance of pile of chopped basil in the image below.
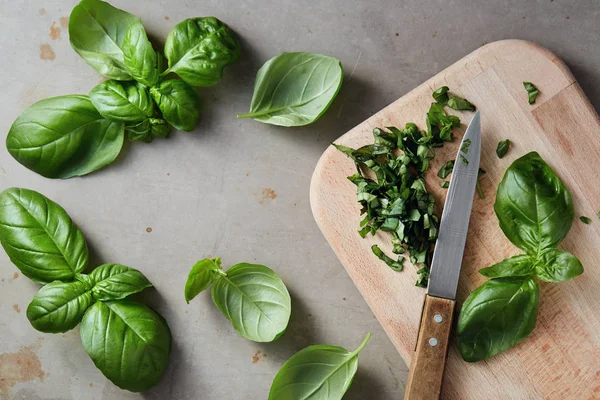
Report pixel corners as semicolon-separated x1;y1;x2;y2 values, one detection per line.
334;87;476;286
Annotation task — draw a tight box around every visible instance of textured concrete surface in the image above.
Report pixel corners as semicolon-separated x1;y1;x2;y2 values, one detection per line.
0;0;598;399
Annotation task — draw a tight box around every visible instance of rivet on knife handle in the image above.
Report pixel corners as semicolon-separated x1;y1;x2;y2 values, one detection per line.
404;295;456;400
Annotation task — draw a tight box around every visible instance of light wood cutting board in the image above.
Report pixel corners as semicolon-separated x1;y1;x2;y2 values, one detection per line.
310;40;600;399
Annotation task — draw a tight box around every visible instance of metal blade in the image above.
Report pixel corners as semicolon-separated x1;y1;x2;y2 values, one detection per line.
427;110;481;300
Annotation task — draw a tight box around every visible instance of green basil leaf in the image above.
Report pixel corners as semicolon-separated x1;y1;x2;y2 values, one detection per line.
432;86;449;105
80;300;171;392
127;118;172;143
89;80;153;122
268;334;370;400
69;0;140;80
440;181;449;188
150;80;200;132
496;139;510;158
457;276;538;362
237;52;343;126
579;216;591;224
122;23;159;87
0;188;88;283
6;95;125;179
27;280;93;333
494;152;573;255
437;160;454;179
534;249;583;282
523;82;539;104
479;254;534;278
447;96;476;111
164;17;240;86
211;263;291;342
371;244;403;271
88;263;152;301
184;258;223;303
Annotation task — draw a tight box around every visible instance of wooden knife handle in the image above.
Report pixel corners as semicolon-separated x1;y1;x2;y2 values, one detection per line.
404;295;456;400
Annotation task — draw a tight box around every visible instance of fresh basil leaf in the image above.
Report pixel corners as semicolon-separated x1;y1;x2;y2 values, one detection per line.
371;244;403;271
457;276;538;362
126;118;172;143
461;138;472;154
496;139;510;158
447;96;476;111
184;258;223;303
211;263;291;342
69;0;140;80
440;181;449;188
523;82;539;104
579;216;591;224
80;300;171;392
88;263;152;301
476;168;486;199
0;188;88;283
459;155;469;166
164;17;240;86
494;152;573;255
237;52;343;126
26;280;93;333
122;23;159;86
150;80;200;132
534;249;583;282
479;254;534;278
432;86;449;105
437;160;454;179
89;80;153;122
269;334;370;400
6;95;125;178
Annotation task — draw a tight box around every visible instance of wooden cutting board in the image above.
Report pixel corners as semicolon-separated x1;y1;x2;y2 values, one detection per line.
310;40;600;399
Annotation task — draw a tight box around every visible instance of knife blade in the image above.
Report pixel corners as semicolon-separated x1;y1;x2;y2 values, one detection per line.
404;110;481;400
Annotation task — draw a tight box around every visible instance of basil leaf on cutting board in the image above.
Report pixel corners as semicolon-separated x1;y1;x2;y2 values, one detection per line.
457;277;539;362
150;80;200;132
26;280;94;333
6;95;125;179
523;82;539;104
496;139;510;158
478;254;534;278
88;263;152;301
447;95;476;111
534;249;584;283
184;258;223;303
69;0;141;80
163;17;240;86
0;188;88;283
268;334;371;400
238;52;343;126
89;80;154;122
122;22;160;87
80;300;171;392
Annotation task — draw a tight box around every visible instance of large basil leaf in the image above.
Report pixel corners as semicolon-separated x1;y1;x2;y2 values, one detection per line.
0;188;88;283
150;80;200;132
88;263;152;301
6;95;125;179
237;52;343;127
26;280;93;333
184;258;223;303
534;249;584;283
457;276;539;362
211;263;291;342
80;300;171;392
89;80;153;122
269;334;370;400
69;0;140;80
494;152;573;255
164;17;240;86
122;23;160;87
478;254;534;278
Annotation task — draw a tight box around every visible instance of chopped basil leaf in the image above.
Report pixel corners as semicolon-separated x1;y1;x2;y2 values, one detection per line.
437;160;454;179
461;138;472;154
448;96;476;111
580;216;591;224
460;155;469;166
432;86;449;105
371;245;404;271
440;181;450;189
476;168;486;199
523;82;539;104
496;139;510;158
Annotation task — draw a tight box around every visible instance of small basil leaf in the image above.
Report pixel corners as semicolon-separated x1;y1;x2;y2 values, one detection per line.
0;188;88;283
579;216;591;224
269;334;370;400
122;23;159;86
496;139;510;158
238;52;343;127
6;95;125;178
69;0;140;80
371;244;403;271
27;280;93;333
211;263;291;342
432;86;449;105
88;263;152;301
184;258;223;303
494;152;573;255
534;249;583;283
457;276;538;362
126;118;172;143
80;300;171;392
89;80;153;122
479;254;534;278
447;96;476;111
523;82;539;104
440;181;449;188
437;160;454;179
150;80;200;132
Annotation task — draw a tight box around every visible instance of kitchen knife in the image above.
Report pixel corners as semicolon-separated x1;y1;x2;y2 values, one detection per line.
404;110;481;400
